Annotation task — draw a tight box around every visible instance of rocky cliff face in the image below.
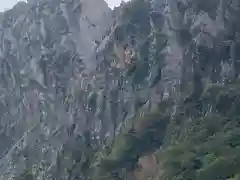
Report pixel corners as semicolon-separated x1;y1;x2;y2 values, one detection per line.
0;0;112;179
91;0;240;179
0;0;240;180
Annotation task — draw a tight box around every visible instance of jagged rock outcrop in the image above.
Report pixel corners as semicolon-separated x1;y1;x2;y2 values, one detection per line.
0;0;112;179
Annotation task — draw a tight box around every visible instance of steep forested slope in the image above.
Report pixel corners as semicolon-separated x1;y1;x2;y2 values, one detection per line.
92;0;240;180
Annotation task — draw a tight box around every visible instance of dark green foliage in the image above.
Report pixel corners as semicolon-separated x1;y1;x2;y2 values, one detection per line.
190;0;220;18
16;169;33;180
176;29;192;46
121;0;151;36
114;23;129;43
202;82;240;116
131;61;149;85
125;61;137;77
97;99;173;176
155;81;240;180
155;33;168;53
113;0;151;45
139;37;151;61
229;174;240;180
150;11;165;31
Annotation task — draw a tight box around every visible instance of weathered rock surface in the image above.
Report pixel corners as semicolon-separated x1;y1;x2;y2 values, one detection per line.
0;0;112;179
0;0;240;179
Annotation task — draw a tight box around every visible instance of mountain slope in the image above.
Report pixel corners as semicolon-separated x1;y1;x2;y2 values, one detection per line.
91;0;240;180
1;0;240;180
0;0;112;179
